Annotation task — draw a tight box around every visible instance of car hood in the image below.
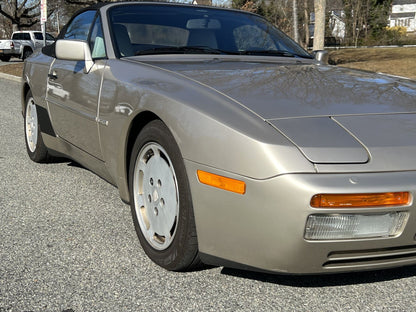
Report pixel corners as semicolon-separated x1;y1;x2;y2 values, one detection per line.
139;58;416;119
269;114;416;171
136;58;416;169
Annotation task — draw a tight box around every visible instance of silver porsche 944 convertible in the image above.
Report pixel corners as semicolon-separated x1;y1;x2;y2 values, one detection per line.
23;1;416;274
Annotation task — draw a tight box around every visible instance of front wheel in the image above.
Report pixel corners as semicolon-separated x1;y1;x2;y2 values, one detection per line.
24;90;49;162
129;120;201;271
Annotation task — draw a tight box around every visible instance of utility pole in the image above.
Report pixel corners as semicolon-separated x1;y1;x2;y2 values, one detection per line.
57;11;60;34
41;0;47;46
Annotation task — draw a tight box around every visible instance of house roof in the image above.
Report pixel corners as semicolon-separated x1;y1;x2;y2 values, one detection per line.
392;0;416;5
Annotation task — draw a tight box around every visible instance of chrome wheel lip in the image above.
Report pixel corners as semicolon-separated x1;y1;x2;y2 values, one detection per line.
133;142;179;251
25;98;38;153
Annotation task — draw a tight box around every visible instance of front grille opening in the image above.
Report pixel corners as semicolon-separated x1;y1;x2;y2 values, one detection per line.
323;245;416;268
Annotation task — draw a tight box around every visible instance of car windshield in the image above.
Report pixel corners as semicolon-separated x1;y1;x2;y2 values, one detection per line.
108;4;312;59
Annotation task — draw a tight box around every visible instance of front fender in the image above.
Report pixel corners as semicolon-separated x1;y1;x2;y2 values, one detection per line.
97;59;315;202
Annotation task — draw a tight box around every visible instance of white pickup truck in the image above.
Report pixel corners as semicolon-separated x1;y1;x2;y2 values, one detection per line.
0;30;54;62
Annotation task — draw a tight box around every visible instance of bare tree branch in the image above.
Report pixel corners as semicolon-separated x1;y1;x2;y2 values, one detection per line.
0;0;45;30
26;1;41;11
65;0;102;5
0;8;15;22
17;0;31;16
19;18;40;28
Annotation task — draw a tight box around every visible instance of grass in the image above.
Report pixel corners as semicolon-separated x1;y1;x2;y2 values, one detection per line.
1;47;415;79
328;47;416;80
0;61;24;77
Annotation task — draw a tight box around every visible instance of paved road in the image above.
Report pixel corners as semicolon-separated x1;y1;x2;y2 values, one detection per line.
1;77;416;312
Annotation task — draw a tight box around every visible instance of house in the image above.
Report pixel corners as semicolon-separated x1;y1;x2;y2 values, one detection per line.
308;10;345;46
389;0;416;32
329;10;346;40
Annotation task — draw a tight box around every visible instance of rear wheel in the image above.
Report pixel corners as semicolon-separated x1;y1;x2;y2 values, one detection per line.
22;49;32;60
24;90;49;162
129;120;202;271
0;55;11;62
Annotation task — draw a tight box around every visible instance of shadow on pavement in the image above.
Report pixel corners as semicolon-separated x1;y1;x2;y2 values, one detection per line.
0;58;23;64
221;265;416;287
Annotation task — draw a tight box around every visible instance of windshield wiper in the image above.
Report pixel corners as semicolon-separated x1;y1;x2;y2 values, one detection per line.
239;49;314;59
135;46;236;56
238;50;296;57
135;46;312;59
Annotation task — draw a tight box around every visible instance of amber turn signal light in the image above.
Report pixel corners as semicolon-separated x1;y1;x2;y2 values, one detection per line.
197;170;246;195
310;192;410;208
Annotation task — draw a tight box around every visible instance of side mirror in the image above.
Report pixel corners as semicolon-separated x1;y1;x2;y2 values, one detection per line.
313;50;329;65
55;39;94;73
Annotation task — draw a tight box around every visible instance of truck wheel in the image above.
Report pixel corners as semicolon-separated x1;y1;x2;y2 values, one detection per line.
22;49;33;60
0;55;11;62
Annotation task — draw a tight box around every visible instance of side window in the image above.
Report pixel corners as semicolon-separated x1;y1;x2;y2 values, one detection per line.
34;33;43;40
89;15;106;59
64;10;96;40
46;33;55;41
23;33;31;40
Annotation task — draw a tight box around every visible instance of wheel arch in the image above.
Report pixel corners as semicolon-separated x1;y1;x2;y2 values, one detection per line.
123;110;160;202
22;83;31;116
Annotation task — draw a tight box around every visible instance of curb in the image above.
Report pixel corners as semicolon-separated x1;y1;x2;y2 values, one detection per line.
0;72;22;83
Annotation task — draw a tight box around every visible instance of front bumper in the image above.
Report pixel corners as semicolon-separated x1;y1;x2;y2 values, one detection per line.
185;160;416;274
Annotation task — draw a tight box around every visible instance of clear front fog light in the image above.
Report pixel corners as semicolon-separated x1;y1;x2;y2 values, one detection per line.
304;212;409;240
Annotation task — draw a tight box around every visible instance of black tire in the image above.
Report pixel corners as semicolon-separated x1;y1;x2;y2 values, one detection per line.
22;49;32;60
128;120;202;271
0;55;11;62
24;90;49;162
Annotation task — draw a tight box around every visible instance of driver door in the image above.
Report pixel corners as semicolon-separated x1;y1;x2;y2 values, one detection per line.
47;10;107;160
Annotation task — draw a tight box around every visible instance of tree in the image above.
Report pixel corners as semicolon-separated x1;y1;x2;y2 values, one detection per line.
65;0;122;5
1;0;41;32
0;0;60;34
0;12;12;37
313;0;326;51
343;0;366;46
343;0;393;46
232;0;314;47
303;0;310;47
367;0;393;39
293;0;299;43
